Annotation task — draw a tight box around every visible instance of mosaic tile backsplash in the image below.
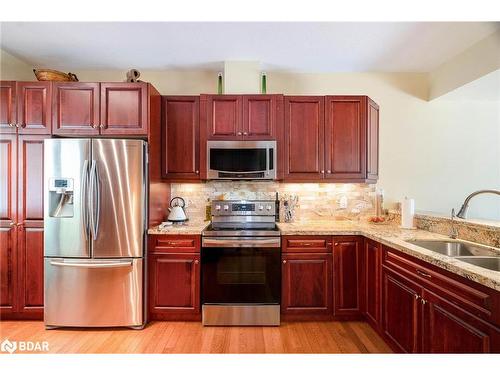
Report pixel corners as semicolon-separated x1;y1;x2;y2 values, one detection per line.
171;182;377;222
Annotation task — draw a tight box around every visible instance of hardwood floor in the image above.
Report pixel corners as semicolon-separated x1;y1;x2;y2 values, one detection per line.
0;320;391;354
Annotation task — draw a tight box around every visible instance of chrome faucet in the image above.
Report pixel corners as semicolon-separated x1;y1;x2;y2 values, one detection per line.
449;208;458;239
456;189;500;219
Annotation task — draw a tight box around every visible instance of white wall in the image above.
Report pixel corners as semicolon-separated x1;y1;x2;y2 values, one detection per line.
1;52;498;221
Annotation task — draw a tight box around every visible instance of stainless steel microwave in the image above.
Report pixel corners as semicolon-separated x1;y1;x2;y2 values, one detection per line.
207;140;277;180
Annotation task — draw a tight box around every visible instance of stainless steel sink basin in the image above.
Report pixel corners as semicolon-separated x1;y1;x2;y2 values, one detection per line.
406;240;496;257
456;257;500;272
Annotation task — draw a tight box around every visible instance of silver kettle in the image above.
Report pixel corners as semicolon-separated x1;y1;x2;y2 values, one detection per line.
167;197;188;222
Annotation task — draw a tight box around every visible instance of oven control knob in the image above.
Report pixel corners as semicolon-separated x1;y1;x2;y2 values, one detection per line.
258;205;264;210
223;204;229;211
215;205;221;211
266;205;272;210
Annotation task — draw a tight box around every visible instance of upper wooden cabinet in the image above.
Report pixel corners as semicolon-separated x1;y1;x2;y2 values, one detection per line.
283;95;379;182
0;82;17;133
52;82;100;136
202;94;281;140
1;81;51;135
162;96;200;180
100;83;148;136
283;96;325;180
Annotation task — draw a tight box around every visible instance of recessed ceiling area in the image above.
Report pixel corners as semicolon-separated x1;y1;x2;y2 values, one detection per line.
0;22;498;72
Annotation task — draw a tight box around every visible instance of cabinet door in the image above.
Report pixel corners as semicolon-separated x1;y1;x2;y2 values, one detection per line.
324;96;366;180
242;95;276;139
205;95;242;139
422;289;500;353
100;83;148;136
17;135;47;225
0;133;17;227
333;236;363;318
282;252;333;318
0;81;16;133
148;253;201;320
365;239;381;328
382;268;422;353
52;82;100;136
283;96;324;180
367;99;379;181
162;96;200;180
16;82;51;135
17;226;44;318
0;226;18;316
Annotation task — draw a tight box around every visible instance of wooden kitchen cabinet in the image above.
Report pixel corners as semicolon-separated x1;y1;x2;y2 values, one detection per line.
283;95;379;182
100;82;148;136
0;81;17;133
16;82;51;135
202;94;281;140
283;96;325;180
324;96;366;181
281;235;333;319
421;289;500;353
161;96;200;180
0;133;46;319
148;234;201;320
364;238;381;329
52;82;100;136
333;236;364;319
382;267;422;353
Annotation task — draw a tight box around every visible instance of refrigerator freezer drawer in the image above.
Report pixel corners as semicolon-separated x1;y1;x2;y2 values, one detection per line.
44;258;143;328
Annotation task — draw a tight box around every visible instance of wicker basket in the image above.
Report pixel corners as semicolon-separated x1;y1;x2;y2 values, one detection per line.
33;69;79;82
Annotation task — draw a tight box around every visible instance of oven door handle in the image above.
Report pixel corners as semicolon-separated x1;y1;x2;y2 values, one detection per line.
202;237;281;248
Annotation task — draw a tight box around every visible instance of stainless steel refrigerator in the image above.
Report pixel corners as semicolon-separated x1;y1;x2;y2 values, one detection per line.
43;138;147;328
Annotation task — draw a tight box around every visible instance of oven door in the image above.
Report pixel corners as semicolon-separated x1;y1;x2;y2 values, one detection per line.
201;237;281;304
207;140;276;180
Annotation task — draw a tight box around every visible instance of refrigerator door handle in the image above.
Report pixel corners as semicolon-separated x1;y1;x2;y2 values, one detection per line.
49;260;133;268
89;160;97;241
94;161;101;238
81;159;90;236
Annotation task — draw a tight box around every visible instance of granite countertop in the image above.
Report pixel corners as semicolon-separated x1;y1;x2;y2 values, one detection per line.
277;220;500;292
148;221;209;235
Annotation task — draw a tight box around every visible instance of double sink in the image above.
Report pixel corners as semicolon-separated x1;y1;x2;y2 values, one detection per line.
406;240;500;272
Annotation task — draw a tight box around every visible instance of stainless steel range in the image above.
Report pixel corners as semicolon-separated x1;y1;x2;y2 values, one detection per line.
201;200;281;326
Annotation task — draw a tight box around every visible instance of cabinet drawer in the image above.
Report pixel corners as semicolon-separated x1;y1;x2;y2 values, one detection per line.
149;235;200;254
382;245;497;324
282;236;332;253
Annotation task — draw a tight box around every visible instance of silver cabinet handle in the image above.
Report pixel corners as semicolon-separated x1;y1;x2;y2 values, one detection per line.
414;294;420;300
99;124;104;128
237;132;242;136
421;299;427;305
9;221;16;227
8;123;15;128
327;170;331;173
195;170;199;174
283;260;287;264
243;132;248;136
416;269;432;278
92;124;98;129
321;170;325;174
194;260;199;265
50;260;132;268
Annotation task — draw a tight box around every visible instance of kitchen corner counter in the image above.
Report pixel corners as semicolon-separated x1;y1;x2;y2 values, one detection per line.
277;221;500;291
148;221;209;235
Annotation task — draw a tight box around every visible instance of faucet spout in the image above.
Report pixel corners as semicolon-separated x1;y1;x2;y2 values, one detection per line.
456;189;500;219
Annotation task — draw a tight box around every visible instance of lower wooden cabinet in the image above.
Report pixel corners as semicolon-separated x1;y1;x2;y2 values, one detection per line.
381;246;500;353
0;226;18;316
422;289;500;353
281;252;333;319
148;234;201;320
382;267;421;353
364;238;381;329
333;236;363;319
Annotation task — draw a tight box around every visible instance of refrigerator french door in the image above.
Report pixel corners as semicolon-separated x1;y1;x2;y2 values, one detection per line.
44;138;147;328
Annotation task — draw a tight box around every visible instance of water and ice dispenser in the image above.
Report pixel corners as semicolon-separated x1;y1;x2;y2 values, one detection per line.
48;178;75;217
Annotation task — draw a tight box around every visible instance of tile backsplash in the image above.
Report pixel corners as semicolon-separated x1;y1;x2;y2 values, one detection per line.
171;182;376;221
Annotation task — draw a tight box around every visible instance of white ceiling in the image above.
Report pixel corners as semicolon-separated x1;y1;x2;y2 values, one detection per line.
0;22;498;72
